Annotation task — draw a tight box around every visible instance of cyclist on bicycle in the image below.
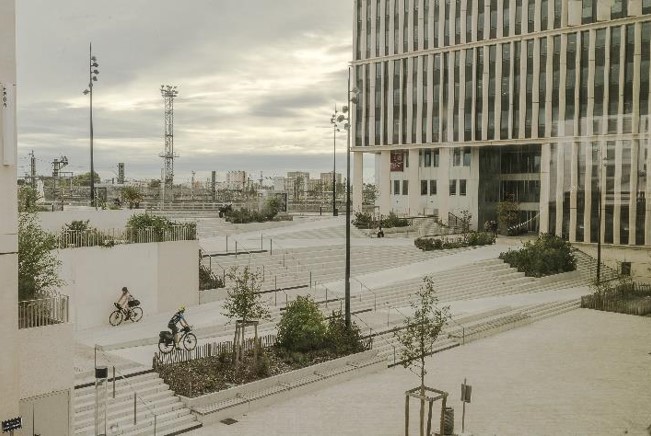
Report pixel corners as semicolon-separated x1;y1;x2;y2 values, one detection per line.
168;306;190;350
116;287;133;311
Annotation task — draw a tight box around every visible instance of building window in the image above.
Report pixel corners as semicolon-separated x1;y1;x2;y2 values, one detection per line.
433;149;440;167
393;180;401;195
644;0;651;14
421;180;428;195
620;262;631;276
460;179;467;196
490;0;498;38
402;180;409;195
463;147;472;166
430;180;437;195
453;147;462;166
424;149;432;167
450;179;457;195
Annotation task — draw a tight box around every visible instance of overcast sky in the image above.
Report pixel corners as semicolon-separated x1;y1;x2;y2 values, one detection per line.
15;0;371;184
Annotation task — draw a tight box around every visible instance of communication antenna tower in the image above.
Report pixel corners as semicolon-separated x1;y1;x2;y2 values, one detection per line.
159;85;179;198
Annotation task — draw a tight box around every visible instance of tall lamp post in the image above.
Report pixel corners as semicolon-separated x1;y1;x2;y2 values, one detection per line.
332;67;359;328
330;106;341;216
596;156;609;285
83;43;100;207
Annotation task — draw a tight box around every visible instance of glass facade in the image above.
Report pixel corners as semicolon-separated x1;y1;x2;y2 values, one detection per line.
351;0;651;246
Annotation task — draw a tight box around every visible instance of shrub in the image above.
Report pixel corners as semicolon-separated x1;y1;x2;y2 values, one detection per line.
199;264;225;290
352;212;374;229
325;310;368;355
382;212;409;228
415;232;495;251
465;231;496;246
499;233;576;277
276;296;327;353
126;213;195;241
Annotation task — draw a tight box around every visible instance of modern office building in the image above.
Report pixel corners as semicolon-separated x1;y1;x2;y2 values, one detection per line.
350;0;651;249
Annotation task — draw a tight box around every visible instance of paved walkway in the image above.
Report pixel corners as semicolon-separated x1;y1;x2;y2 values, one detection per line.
188;309;651;436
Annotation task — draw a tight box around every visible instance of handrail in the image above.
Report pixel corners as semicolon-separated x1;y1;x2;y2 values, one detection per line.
350;277;378;311
507;212;540;232
352;313;397;365
95;346;158;433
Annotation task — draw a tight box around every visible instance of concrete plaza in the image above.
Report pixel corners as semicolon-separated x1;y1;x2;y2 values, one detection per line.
189;309;651;436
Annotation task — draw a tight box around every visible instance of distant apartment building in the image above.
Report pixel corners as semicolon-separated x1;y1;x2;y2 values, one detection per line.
351;0;651;250
320;171;343;186
226;170;247;191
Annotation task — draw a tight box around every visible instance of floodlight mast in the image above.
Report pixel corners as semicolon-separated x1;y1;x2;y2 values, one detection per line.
160;85;179;202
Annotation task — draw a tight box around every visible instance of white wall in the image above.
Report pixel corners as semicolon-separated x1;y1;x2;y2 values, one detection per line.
18;323;74;399
36;209;141;232
0;0;20;426
58;240;199;330
573;243;651;284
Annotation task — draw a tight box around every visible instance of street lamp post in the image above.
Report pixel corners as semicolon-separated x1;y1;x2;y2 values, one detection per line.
596;156;609;285
330;106;341;216
332;68;359;329
83;43;100;207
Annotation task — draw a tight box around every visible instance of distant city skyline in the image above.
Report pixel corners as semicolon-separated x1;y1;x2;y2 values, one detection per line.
15;1;375;184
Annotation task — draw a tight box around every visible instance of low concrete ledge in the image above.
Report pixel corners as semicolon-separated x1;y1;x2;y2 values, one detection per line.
181;349;384;424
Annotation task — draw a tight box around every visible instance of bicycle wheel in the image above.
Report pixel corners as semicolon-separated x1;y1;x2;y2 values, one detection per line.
109;310;123;326
158;340;174;354
183;332;197;351
129;307;143;322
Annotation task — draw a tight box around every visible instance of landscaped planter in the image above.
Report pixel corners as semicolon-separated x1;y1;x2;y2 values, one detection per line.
180;349;383;424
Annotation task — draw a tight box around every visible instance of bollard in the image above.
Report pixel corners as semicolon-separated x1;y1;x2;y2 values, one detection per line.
235;241;238;256
270;239;273;255
274;276;277;291
133;393;137;425
309;271;312;289
260;233;263;250
112;366;115;398
274;290;277;306
226;235;229;252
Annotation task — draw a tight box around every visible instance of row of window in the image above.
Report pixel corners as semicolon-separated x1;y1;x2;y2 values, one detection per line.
392;178;468;195
354;0;649;60
354;22;651;147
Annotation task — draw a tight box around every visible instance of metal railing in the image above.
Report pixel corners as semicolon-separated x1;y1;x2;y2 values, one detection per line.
350;277;378;311
18;294;69;329
95;346;159;434
56;225;196;248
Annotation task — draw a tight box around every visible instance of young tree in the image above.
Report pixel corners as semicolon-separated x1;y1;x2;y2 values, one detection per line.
18;213;64;301
458;209;472;236
121;186;143;209
222;266;270;363
18;186;41;213
497;193;520;234
395;276;451;436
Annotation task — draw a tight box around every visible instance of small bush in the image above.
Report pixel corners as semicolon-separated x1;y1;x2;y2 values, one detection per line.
325;310;368;355
276;296;327;353
382;212;409;228
352;212;374;229
199;264;225;290
499;233;576;277
414;232;495;251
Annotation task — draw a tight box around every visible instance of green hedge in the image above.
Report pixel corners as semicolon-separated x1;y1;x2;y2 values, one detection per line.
499;233;576;277
352;211;409;229
414;231;496;251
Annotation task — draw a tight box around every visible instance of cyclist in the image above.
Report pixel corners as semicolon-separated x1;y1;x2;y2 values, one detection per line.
168;306;190;350
116;287;133;311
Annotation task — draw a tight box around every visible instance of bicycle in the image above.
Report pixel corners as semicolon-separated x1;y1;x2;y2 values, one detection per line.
109;300;143;326
158;325;197;354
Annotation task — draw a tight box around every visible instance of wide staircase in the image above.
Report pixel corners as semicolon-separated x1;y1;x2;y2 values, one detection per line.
74;372;202;436
573;248;619;283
